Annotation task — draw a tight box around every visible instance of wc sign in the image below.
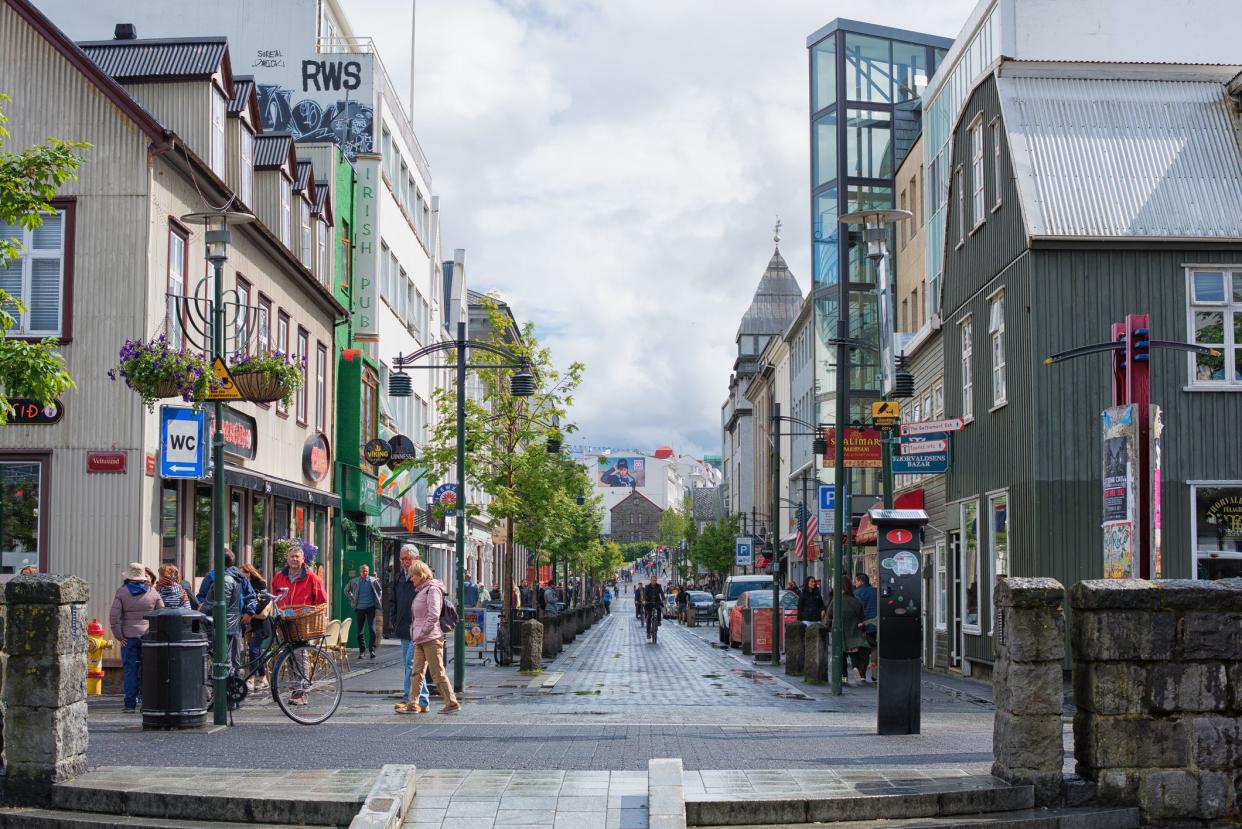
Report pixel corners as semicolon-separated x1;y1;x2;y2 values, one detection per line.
159;406;206;479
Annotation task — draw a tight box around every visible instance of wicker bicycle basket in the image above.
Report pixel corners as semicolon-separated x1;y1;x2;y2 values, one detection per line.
278;604;327;642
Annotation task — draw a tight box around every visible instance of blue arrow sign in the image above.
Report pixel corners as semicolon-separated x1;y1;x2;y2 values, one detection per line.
159;406;206;479
892;432;951;474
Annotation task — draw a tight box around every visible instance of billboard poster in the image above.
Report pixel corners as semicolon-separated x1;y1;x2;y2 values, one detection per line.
823;428;883;469
751;608;774;656
461;608;491;659
1101;405;1138;578
597;456;645;487
1150;405;1163;578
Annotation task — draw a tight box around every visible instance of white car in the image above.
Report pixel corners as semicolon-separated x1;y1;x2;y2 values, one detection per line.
716;575;774;644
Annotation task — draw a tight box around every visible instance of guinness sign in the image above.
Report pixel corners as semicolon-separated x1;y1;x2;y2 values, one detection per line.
388;434;416;468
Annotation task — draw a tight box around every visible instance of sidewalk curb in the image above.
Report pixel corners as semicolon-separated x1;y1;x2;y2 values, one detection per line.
349;764;416;829
648;758;687;829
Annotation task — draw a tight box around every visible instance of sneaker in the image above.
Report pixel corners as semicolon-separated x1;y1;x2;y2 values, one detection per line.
438;702;461;714
369;651;376;659
122;707;137;714
254;679;269;691
289;693;308;706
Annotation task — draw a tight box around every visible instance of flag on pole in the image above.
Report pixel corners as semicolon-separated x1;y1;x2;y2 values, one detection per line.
793;528;805;561
806;512;820;561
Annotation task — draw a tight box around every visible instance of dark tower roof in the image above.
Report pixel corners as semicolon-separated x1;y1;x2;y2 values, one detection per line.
736;244;802;341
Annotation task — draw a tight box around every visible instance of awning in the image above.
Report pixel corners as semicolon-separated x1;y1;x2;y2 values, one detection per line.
224;465;340;508
855;490;924;544
379;525;454;548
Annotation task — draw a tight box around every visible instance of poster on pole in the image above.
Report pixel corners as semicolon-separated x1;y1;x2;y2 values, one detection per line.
1150;405;1164;579
462;608;497;660
1101;405;1138;578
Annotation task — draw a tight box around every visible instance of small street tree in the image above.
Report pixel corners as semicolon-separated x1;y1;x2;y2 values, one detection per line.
419;296;584;654
691;515;739;580
0;94;85;422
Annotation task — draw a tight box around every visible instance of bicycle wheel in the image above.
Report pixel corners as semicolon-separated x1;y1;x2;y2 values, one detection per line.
272;643;342;725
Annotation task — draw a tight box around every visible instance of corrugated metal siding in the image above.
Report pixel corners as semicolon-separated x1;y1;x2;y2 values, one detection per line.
79;39;226;82
999;74;1242;240
255;134;293;169
125;81;210;163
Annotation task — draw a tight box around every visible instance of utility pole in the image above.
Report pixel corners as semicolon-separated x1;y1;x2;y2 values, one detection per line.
770;403;782;665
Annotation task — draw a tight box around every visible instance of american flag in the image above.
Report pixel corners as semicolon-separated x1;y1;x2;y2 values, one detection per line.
792;511;820;561
805;512;820;561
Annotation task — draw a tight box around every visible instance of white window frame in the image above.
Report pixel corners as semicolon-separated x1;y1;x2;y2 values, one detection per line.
299;201;312;267
1185;268;1242;388
279;179;292;247
960;498;982;634
955;165;966;247
932;377;945;418
969;114;985;230
239;126;254;206
234;277;250;356
0;209;67;338
1189;481;1242;580
379;241;390;302
987;489;1008;635
210;89;226;176
989;289;1007;408
959;315;974;421
934;541;948;631
166;225;186;349
316;219;329;286
296;328;309;425
315;343;327;431
990;117;1003;211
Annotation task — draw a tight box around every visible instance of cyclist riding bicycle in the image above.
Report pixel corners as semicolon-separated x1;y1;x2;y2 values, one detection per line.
641;576;665;640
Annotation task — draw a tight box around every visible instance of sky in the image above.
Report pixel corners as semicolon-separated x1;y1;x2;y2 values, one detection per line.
341;0;971;458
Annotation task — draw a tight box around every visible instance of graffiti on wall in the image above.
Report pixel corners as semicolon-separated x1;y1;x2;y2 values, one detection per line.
252;54;374;161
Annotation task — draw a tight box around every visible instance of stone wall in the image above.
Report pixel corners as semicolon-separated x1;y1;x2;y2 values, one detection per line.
1070;578;1242;826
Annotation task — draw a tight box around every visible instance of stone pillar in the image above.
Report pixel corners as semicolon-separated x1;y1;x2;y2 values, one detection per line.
784;622;805;676
1070;578;1242;827
3;574;90;804
542;614;561;659
802;622;827;682
520;620;543;673
991;577;1066;807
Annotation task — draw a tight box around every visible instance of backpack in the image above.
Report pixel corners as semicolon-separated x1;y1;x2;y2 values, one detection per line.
438;586;459;633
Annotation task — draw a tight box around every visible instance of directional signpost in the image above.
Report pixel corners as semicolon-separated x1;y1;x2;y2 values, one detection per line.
159;406;206;479
899;418;964;437
901;438;948;455
892;433;951;475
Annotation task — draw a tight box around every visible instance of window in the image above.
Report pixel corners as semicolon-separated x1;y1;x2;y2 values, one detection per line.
279;179;292;247
210;90;226;176
960;316;974;420
300;202;312;267
0;459;45;573
846;109;893;179
1192;484;1242;579
955;166;965;245
961;499;981;632
934;542;947;631
991;119;1003;210
239;126;254;206
276;311;290;414
166;223;187;349
811;35;836;112
844;33;892;103
316;219;329;286
989;291;1006;407
235;275;251;355
912;286;920;329
988;491;1008;633
1187;269;1242;385
296;327;309;425
361;367;379;471
893;41;929;101
970;116;985;228
379;241;391;301
257;294;271;354
315;342;327;431
932;378;944;418
0;204;74;339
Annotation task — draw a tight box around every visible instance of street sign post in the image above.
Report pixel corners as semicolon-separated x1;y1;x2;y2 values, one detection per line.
735;536;753;567
900;438;948;455
899;418;965;436
892;433;950;474
818;485;835;533
871;400;900;429
159;406;206;478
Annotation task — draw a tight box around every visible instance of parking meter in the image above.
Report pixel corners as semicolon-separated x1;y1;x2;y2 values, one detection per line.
869;508;929;736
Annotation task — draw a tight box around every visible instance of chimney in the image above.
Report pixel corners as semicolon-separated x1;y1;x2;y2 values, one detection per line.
114;23;137;40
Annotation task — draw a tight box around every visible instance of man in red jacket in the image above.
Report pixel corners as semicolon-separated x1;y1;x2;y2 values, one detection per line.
271;546;327;706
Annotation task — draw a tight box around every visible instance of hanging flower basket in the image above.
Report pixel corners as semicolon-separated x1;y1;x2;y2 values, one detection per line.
230;350;305;407
108;336;214;411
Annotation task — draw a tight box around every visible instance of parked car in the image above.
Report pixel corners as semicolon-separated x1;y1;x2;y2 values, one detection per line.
685;590;717;622
729;590;798;650
716;575;774;644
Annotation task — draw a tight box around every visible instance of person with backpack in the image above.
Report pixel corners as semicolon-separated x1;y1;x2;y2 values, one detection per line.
403;560;459;714
109;563;165;712
392;547;431;714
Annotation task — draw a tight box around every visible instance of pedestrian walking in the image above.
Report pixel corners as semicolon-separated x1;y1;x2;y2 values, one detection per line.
155;564;191;608
797;577;825;623
109;563;164;712
462;574;480;608
404;560;460;714
199;551;256;676
345;564;383;659
675;584;689;623
853;573;879;681
391;547;431;715
826;576;870;686
239;562;271;690
602;586;612;614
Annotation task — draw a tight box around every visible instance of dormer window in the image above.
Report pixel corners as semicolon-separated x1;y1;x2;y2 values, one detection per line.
280;179;291;247
238;126;254;206
210;89;226;176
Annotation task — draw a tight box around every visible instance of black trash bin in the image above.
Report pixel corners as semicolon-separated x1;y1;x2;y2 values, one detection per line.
141;607;208;730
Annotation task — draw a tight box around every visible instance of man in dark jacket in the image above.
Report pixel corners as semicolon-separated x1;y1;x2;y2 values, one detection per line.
346;564;383;659
198;551;256;674
390;547;429;711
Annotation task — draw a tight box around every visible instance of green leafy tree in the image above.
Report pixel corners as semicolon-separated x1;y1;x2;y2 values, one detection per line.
0;94;86;422
419;296;584;625
618;541;654;562
691;515;739;579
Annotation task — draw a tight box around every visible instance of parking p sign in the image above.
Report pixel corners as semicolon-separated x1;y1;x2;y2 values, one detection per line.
818;485;836;532
735;536;753;567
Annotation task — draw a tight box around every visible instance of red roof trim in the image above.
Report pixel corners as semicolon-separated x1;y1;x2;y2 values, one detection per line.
4;0;167;144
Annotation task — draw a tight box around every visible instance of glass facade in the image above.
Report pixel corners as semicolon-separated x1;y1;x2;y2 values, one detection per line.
809;22;950;515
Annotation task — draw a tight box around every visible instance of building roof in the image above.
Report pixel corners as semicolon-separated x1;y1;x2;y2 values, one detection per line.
610;490;662;513
313;180;331;221
737;247;803;339
295;160;314;194
255;133;294;171
77;36;229;84
230;75;255;112
997;64;1242;240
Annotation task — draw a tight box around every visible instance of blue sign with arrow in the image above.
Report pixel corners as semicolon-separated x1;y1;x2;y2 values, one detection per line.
892;432;951;474
159;406;206;479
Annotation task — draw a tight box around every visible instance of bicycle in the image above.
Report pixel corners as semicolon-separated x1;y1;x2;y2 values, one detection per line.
203;590;343;725
645;604;661;644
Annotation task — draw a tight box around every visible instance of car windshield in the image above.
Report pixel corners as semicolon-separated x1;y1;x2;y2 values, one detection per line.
741;590;798;609
688;592;712;602
726;579;771;601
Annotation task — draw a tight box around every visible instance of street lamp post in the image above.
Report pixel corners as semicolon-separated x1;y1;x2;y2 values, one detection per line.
389;319;536;691
178;209;256;726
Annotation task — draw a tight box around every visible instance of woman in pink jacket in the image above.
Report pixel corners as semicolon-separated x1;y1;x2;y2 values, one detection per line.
402;560;459;713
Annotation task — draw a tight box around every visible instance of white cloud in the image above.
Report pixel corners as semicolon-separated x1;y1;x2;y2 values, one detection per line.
342;0;970;455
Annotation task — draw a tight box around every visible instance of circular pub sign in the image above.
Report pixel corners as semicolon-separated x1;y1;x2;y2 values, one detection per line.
363;437;391;466
433;483;459;514
388;434;416;469
303;432;331;483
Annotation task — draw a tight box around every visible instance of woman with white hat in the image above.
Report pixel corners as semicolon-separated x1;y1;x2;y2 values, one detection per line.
108;562;164;712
